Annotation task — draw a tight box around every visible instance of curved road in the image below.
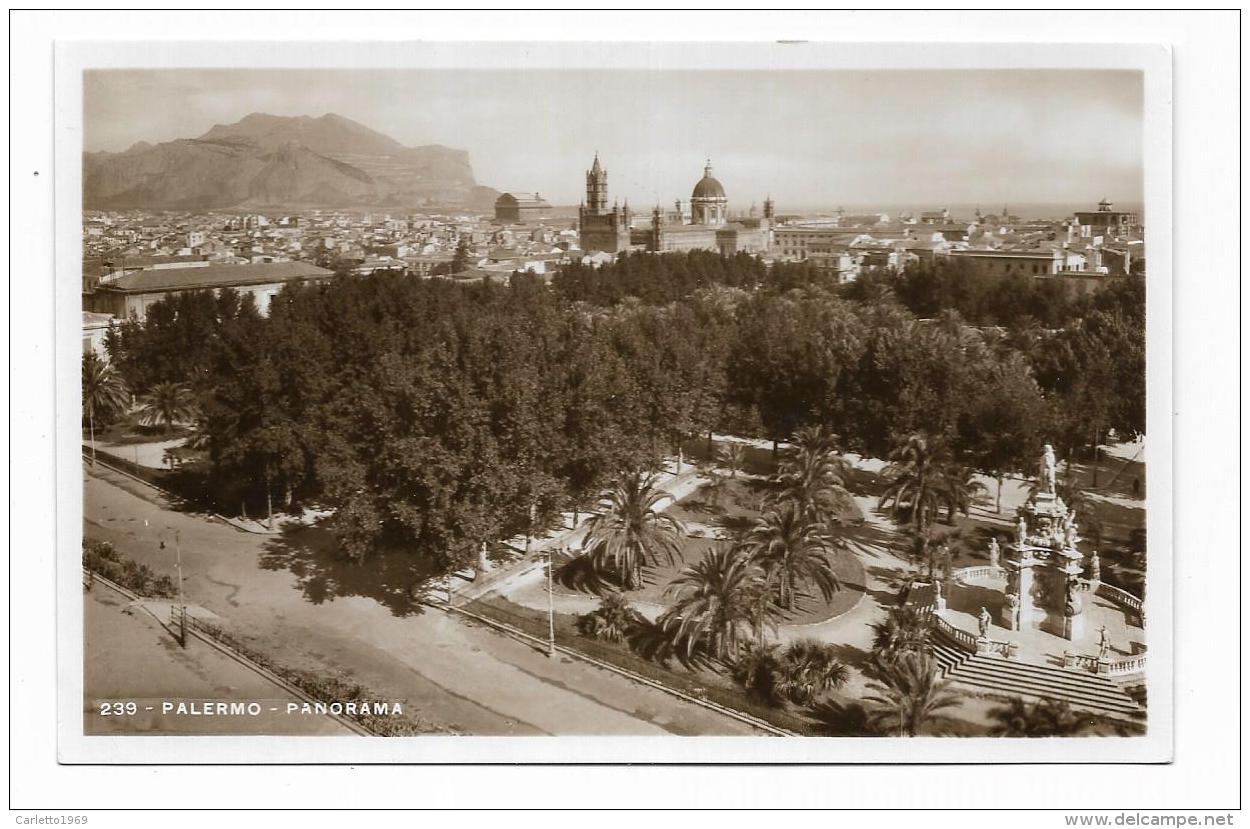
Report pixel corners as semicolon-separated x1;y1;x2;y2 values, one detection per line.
83;464;761;736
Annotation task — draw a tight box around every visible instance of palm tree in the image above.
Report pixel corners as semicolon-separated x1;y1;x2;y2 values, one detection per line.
863;651;963;737
660;543;771;661
82;352;129;466
941;465;987;524
136;381;197;434
743;502;842;610
870;604;934;668
730;641;784;705
576;591;644;644
731;638;849;707
775;424;854;526
776;638;850;705
718;441;746;479
988;697;1088;737
582;471;686;590
879;434;952;537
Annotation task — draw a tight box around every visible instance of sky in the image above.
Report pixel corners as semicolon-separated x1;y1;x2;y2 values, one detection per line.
85;68;1143;210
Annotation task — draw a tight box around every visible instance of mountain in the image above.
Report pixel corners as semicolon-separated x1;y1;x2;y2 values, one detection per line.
84;113;497;210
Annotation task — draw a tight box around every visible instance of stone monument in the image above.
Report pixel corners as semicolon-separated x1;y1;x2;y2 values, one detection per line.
1001;444;1089;640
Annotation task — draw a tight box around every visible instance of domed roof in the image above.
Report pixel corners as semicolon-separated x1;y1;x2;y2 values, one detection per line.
691;161;726;201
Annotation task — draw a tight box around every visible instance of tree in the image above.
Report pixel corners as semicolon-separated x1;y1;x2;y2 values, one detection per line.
988;697;1088;737
956;356;1045;512
660;543;771;661
774;424;854;527
582;471;686;590
743;502;842;610
863;651;963;737
879;434;952;537
774;638;850;705
870;604;934;669
576;591;645;644
940;465;986;524
732;638;850;708
451;237;472;274
82;352;130;466
136;381;197;434
718;441;746;479
727;292;865;454
730;642;785;705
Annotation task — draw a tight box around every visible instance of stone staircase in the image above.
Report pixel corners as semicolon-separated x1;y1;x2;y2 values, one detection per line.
931;639;973;676
932;633;1143;719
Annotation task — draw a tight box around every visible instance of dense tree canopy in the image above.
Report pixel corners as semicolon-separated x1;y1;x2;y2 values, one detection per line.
104;250;1145;572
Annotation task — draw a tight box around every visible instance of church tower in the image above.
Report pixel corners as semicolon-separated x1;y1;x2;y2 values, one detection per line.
578;153;632;254
585;153;608;213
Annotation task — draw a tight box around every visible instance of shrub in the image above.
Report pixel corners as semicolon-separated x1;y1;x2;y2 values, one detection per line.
576;592;645;644
775;638;850;705
732;638;850;707
82;540;178;599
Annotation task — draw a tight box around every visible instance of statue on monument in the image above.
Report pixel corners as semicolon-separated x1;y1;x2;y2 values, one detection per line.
1097;625;1111;660
978;606;992;638
1040;444;1057;494
988;535;1000;568
1089;550;1102;582
1015;514;1028;545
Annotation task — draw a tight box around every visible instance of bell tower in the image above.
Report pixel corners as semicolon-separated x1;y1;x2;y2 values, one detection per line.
585;153;608;214
578;152;631;254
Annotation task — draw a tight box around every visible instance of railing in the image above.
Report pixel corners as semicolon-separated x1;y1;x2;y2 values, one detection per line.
1064;650;1146;677
952;565;1005;583
1095;582;1144;614
977;638;1018;659
931;613;978;651
1107;654;1147;676
1064;651;1101;672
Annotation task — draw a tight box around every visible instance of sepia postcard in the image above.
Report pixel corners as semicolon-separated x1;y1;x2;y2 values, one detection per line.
54;39;1173;765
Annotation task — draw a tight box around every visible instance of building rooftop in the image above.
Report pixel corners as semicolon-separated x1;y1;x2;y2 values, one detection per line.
96;261;334;294
82;311;115;327
496;192;552;208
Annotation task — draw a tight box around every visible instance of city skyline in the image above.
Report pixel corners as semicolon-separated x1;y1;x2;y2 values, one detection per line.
85;68;1143;209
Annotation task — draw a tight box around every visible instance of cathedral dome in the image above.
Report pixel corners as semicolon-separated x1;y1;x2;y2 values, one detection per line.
691;161;727;201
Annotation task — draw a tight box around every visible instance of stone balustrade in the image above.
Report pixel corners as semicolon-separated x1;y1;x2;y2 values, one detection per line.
931;613;978;651
951;565;1005;583
1095;582;1144;614
1064;651;1146;678
976;637;1018;658
1064;651;1102;672
1107;654;1147;676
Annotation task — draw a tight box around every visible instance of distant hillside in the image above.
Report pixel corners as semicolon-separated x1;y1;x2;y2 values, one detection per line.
84;113;497;210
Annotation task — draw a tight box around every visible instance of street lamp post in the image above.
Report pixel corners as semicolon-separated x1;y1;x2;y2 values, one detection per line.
168;527;186;647
546;550;556;657
525;502;535;558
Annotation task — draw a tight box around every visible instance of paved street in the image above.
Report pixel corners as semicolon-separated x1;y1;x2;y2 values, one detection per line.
84;585;354;735
83;464;761;736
